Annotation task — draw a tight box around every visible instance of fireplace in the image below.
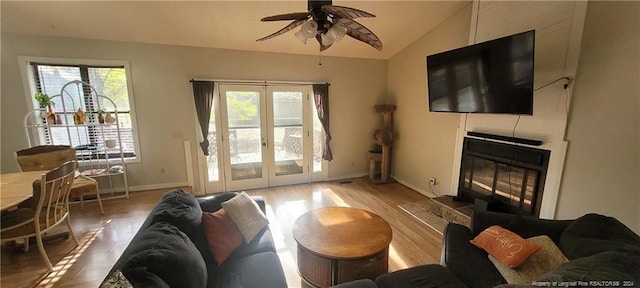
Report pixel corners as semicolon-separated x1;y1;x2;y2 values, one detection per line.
458;136;550;216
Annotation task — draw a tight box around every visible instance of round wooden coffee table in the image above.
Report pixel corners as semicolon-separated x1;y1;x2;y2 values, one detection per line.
293;207;393;287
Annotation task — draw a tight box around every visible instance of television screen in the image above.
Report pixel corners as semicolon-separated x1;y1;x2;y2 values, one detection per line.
427;30;535;115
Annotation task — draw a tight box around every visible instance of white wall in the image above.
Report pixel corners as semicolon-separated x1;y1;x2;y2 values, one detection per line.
1;33;388;192
556;1;640;233
386;4;473;195
451;1;588;219
388;0;639;232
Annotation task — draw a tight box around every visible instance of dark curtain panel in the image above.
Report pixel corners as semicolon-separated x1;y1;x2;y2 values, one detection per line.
312;83;333;161
192;81;215;155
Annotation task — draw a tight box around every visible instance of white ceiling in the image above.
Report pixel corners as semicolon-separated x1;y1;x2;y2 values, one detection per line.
1;1;470;60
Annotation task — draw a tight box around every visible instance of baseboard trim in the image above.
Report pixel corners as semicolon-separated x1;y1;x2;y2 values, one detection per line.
127;182;190;192
327;173;368;182
392;175;458;199
392;176;432;198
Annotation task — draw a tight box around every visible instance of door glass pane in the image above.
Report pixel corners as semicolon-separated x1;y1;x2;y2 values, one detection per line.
207;106;219;181
312;100;323;173
273;91;303;176
226;91;262;180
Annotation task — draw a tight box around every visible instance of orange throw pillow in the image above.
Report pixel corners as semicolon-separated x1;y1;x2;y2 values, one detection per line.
470;225;541;268
201;209;244;265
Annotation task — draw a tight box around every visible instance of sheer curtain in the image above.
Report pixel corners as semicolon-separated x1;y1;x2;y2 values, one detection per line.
312;83;333;161
192;80;215;155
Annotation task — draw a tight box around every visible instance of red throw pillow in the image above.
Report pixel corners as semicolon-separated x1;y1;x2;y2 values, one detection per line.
201;209;243;265
470;225;541;268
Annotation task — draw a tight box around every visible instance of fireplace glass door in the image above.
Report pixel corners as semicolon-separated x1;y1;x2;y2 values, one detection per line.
458;137;549;216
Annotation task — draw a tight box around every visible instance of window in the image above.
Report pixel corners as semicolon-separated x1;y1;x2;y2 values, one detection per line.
26;60;139;161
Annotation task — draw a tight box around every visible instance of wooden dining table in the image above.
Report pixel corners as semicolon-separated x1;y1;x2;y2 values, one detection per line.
0;170;47;211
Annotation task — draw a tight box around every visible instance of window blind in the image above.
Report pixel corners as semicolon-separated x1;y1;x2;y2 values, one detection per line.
31;63;137;158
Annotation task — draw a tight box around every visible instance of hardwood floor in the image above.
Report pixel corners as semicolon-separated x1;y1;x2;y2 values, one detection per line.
1;177;443;288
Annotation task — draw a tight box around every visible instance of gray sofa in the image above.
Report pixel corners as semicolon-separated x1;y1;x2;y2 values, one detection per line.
335;211;640;288
101;190;287;288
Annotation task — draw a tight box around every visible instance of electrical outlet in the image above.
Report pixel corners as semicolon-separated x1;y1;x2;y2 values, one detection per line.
429;177;438;186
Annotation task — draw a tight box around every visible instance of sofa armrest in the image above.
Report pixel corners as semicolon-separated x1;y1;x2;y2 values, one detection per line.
441;223;504;288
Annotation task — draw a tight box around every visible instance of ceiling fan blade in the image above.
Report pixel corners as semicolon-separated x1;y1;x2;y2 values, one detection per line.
336;18;382;51
261;12;310;22
321;5;375;19
256;19;306;42
315;35;332;51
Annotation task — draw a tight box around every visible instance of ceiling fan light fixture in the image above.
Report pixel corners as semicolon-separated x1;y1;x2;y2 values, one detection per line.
300;20;318;38
329;22;347;42
258;0;382;51
321;32;335;46
295;30;309;44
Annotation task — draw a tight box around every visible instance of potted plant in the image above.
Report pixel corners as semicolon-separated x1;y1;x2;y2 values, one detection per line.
95;108;106;124
34;92;54;108
34;92;57;124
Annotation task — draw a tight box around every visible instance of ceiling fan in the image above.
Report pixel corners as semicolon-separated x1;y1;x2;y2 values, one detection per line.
256;0;383;51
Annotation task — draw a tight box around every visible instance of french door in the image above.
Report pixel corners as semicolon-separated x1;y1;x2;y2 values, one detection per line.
202;84;320;193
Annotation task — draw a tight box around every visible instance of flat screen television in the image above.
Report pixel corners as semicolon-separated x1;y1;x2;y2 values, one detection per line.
427;30;535;115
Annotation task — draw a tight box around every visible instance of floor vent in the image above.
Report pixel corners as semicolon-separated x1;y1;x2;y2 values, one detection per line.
338;180;353;184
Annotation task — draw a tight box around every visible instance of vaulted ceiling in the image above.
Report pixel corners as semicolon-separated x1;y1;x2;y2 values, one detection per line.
1;1;470;60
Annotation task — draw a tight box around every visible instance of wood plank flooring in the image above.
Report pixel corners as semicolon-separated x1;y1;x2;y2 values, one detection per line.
1;177;443;288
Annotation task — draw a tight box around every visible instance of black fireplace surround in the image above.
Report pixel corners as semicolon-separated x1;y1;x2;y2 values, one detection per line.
458;136;550;216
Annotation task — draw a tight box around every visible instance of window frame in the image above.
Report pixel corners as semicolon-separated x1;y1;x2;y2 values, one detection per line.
18;56;142;163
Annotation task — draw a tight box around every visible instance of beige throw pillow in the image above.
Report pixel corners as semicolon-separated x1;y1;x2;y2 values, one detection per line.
221;192;269;243
489;235;569;284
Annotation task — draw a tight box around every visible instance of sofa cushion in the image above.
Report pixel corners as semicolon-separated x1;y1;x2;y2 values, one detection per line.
150;190;201;227
121;222;207;288
201;208;244;265
537;250;640;284
470;225;540;268
375;264;468;288
124;267;170;288
227;226;275;261
149;189;213;264
221;192;269;243
489;235;568;284
199;192;238;213
559;213;640;260
210;251;287;288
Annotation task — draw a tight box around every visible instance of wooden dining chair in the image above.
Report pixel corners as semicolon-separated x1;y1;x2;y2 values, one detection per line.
15;145;104;214
0;161;80;272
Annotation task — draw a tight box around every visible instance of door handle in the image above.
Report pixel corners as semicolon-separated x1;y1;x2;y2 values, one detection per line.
262;137;268;148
